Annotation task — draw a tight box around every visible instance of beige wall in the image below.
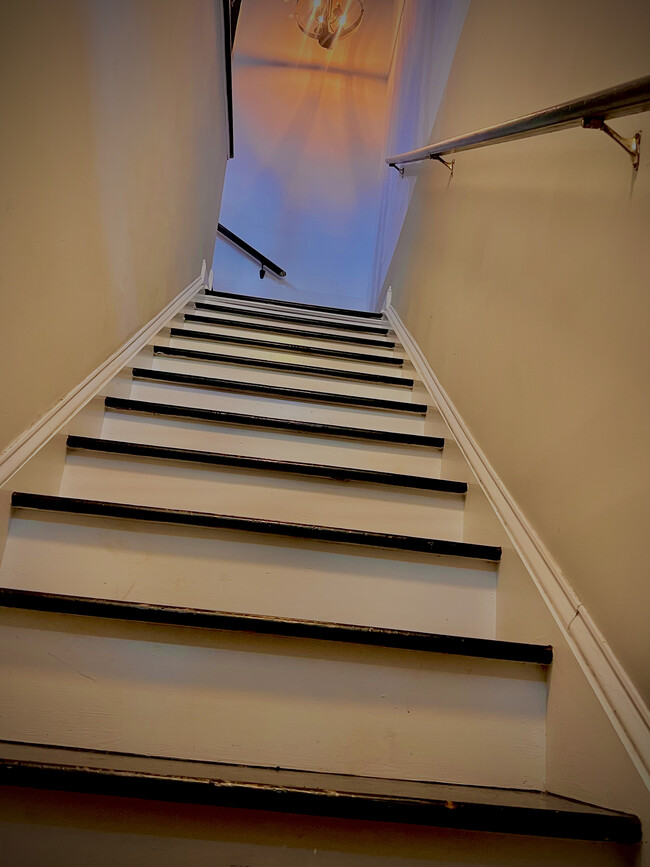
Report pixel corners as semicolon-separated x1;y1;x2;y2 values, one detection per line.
0;0;228;454
384;0;650;700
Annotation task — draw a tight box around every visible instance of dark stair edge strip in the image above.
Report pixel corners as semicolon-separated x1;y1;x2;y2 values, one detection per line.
204;289;385;320
104;397;445;449
131;369;428;415
66;436;467;494
193;302;391;335
0;759;639;842
170;327;405;365
11;493;502;562
184;313;397;349
153;345;413;387
0;588;549;664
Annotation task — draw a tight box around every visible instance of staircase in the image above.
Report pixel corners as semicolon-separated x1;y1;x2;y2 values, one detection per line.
0;287;641;864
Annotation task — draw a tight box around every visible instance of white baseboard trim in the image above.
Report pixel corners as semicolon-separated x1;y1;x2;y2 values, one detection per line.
0;271;205;489
386;303;650;791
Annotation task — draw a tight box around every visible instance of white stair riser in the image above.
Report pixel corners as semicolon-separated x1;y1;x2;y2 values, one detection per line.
100;412;443;477
196;295;389;328
168;333;412;377
148;355;411;401
196;294;388;321
129;381;433;435
185;305;394;342
2;514;497;637
59;454;465;539
173;319;400;358
0;609;546;787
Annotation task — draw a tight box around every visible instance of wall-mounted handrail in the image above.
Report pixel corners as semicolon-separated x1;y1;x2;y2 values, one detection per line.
222;1;242;159
386;75;650;172
218;223;287;279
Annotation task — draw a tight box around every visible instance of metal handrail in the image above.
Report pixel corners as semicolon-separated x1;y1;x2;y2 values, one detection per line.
218;223;287;279
386;75;650;172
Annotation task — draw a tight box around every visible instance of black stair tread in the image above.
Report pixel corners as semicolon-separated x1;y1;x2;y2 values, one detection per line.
194;301;391;335
66;435;467;494
184;313;396;349
171;327;404;365
204;288;384;320
0;741;639;842
11;493;501;562
132;368;428;415
0;588;549;663
104;397;445;448
153;344;413;387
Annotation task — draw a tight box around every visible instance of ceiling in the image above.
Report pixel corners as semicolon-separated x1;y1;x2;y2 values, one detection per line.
233;0;404;80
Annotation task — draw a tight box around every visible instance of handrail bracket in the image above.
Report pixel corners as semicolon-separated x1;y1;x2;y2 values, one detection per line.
430;154;455;176
583;117;641;171
389;162;405;177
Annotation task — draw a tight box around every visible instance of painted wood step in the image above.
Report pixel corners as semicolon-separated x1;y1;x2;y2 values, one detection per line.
184;313;396;349
131;368;427;414
204;289;385;320
129;380;434;435
59;450;463;539
105;397;442;448
153;344;412;387
188;304;392;343
0;587;547;664
66;436;464;493
170;326;404;366
3;508;496;637
102;399;444;477
0;606;545;785
11;493;501;561
148;353;411;402
194;301;391;335
1;743;638;843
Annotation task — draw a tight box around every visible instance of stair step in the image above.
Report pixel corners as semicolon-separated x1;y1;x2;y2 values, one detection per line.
131;368;427;414
184;314;396;349
204;289;385;320
0;587;548;663
11;493;501;561
153;344;413;386
171;326;404;365
0;742;639;843
104;397;444;447
4;508;494;637
66;436;465;493
194;301;391;335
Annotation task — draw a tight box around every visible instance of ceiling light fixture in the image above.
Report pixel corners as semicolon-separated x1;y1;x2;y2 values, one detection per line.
295;0;364;50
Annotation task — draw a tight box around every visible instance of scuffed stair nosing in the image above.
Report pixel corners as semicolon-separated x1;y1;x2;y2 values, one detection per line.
104;398;445;448
11;493;502;562
0;742;640;843
66;435;465;493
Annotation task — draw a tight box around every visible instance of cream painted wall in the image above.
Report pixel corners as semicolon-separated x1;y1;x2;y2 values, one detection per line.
0;0;229;456
383;0;650;701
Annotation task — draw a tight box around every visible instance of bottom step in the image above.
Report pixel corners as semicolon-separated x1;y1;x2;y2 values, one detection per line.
0;741;640;845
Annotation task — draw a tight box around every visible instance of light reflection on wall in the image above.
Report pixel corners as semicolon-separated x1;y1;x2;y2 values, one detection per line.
213;0;398;312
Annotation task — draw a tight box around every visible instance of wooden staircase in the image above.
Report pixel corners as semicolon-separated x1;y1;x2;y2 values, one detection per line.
0;288;641;864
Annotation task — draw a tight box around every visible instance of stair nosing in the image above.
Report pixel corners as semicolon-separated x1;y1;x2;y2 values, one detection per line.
170;327;405;365
104;397;444;448
204;289;385;320
0;587;549;664
194;301;392;335
131;368;428;414
184;313;396;349
11;492;502;562
153;345;413;387
66;435;466;494
0;742;640;842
